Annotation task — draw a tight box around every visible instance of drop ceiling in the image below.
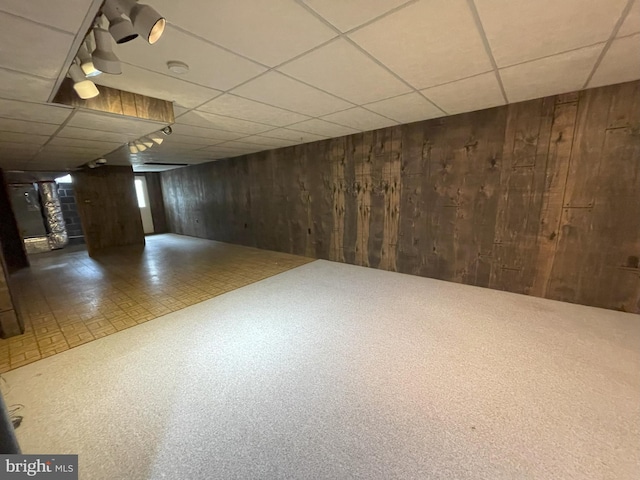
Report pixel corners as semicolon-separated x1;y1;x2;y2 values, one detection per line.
0;0;638;173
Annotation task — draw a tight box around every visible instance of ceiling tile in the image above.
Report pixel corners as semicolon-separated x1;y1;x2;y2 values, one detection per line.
93;63;222;109
321;107;398;131
232;71;353;116
0;13;74;79
197;94;310;127
170;123;245;141
0;142;41;154
501;44;603;103
47;137;122;151
161;134;221;146
56;126;140;143
589;34;640;88
349;0;492;89
173;104;190;117
0;68;55;103
421;73;505;115
618;0;640;37
475;0;628;67
235;136;297;148
287;118;359;137
113;26;266;91
279;39;410;104
0;132;50;144
0;118;59;135
151;0;337;66
178;111;273;134
0;0;95;34
209;141;266;154
303;0;410;32
260;128;328;143
364;92;443;123
66;111;164;136
0;99;72;124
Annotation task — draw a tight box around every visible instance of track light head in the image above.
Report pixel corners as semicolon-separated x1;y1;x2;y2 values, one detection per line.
92;27;122;75
103;0;138;44
150;135;164;145
134;141;147;152
77;44;101;77
141;137;154;148
129;143;139;154
95;158;108;165
114;0;166;44
161;126;172;135
68;64;99;99
87;160;98;169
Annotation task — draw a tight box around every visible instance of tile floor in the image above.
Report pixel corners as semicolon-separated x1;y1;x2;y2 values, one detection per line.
0;234;312;373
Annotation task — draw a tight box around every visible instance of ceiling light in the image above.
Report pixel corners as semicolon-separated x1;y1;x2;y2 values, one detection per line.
134;141;147;151
95;158;108;165
77;43;101;77
103;0;138;44
150;135;163;145
167;61;189;75
129;143;139;154
92;27;122;75
161;126;172;135
113;0;166;44
87;160;98;169
141;137;154;148
68;64;99;99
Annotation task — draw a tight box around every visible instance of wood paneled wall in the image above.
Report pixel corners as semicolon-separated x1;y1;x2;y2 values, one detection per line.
73;166;145;256
143;173;168;234
161;81;640;313
0;170;29;273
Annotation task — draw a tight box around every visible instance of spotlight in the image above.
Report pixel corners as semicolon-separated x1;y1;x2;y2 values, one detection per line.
112;0;166;45
150;134;164;145
161;126;172;135
92;27;122;75
77;43;101;77
129;143;139;154
141;137;154;148
95;158;108;165
87;160;98;168
134;141;147;152
103;0;138;44
68;64;99;99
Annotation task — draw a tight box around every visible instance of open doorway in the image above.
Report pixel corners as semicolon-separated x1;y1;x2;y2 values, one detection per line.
135;176;154;234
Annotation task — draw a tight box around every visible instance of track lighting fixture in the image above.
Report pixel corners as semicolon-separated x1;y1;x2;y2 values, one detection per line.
68;64;99;99
92;27;122;75
108;0;166;45
77;43;101;77
150;135;163;145
141;137;154;148
96;158;108;165
134;141;147;152
129;143;139;154
161;126;172;135
103;0;138;44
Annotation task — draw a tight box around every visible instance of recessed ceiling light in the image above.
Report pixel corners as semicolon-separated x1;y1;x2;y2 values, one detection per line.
167;61;189;75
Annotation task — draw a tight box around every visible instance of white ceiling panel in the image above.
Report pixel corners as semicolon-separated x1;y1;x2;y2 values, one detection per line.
0;13;74;79
173;104;190;117
208;141;266;154
501;44;604;103
0;99;72;124
0;142;41;154
421;73;505;115
0;118;59;135
197;94;310;126
0;0;96;34
47;137;122;151
475;0;628;67
232;71;353;116
287;118;359;137
0;132;50;145
364;92;443;124
56;126;141;143
322;107;398;131
170;123;245;141
151;0;337;66
618;0;640;37
113;26;266;91
302;0;410;32
0;68;55;103
349;0;492;89
177;111;273;134
93;63;222;109
234;136;297;148
260;128;328;144
279;39;410;104
66;111;164;136
133;164;185;172
589;34;640;88
161;134;220;146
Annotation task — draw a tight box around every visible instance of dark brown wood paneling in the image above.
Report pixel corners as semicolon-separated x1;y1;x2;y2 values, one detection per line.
73;166;145;256
161;80;640;313
143;173;168;234
0;169;29;272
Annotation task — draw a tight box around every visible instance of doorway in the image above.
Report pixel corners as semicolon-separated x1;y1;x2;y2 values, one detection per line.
135;176;154;234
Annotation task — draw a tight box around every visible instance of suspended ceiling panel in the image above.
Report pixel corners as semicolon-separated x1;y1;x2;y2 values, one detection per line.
0;0;638;172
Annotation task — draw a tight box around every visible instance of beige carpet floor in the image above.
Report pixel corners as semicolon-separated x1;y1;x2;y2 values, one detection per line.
2;259;638;479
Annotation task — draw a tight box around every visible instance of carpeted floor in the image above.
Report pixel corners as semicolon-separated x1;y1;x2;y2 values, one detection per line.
2;260;638;479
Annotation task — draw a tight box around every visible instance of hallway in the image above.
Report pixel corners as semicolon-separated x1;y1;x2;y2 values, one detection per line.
0;234;311;372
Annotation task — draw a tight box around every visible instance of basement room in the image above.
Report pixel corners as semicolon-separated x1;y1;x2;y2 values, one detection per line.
0;0;638;479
